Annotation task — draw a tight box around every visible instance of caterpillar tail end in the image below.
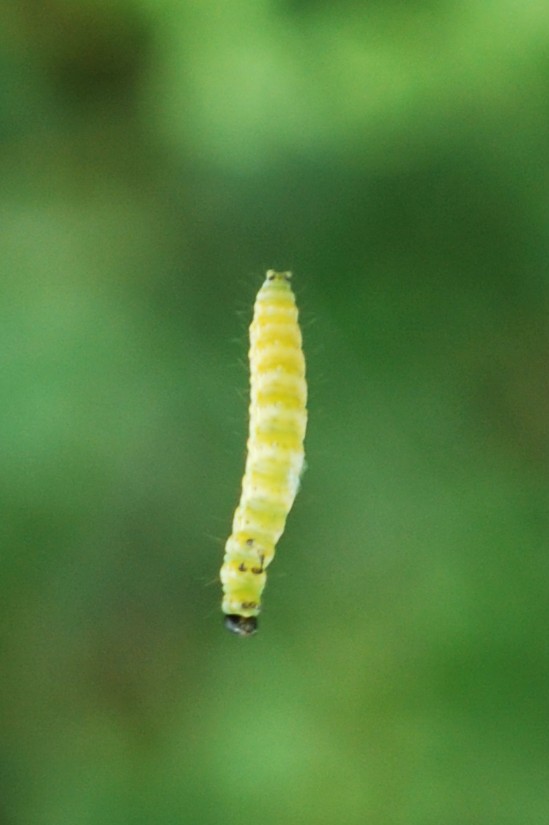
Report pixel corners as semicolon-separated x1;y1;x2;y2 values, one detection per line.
223;614;258;637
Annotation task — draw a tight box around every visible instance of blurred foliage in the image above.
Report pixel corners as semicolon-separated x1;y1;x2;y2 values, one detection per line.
0;1;548;824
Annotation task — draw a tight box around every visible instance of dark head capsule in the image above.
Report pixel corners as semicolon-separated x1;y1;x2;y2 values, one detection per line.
223;615;258;637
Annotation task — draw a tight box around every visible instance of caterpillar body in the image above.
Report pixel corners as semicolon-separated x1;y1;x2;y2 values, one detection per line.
220;270;307;636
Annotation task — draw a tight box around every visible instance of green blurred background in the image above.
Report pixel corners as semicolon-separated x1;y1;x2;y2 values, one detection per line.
1;1;548;823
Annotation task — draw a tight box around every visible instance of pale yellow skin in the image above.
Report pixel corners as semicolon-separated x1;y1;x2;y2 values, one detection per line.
220;271;307;632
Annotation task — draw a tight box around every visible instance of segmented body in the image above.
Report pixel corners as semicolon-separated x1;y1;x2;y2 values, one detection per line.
220;271;307;636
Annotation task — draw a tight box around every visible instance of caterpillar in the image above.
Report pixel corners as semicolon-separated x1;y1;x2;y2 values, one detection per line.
220;270;307;636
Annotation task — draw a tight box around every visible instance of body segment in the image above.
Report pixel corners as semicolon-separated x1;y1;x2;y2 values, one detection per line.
220;271;307;635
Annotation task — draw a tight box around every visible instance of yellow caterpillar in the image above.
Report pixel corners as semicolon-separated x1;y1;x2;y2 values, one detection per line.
220;270;307;636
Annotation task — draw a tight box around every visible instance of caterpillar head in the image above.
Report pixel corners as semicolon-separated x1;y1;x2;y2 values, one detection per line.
224;614;258;637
